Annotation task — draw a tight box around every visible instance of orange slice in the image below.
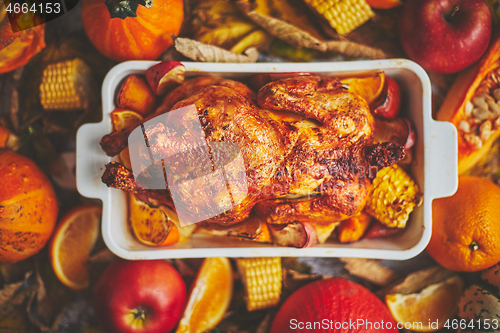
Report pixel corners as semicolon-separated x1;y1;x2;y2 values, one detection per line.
176;257;233;333
386;275;464;332
111;109;143;131
366;0;402;9
49;205;101;290
195;214;271;243
113;109;182;247
129;193;179;246
111;109;143;169
159;206;197;242
341;72;385;106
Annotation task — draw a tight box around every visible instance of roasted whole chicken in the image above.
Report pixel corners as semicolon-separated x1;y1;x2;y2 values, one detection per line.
100;75;404;226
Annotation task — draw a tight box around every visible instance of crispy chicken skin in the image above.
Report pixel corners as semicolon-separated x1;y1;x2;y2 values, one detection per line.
100;76;257;157
258;76;374;143
101;76;404;226
146;85;293;225
156;76;257;116
252;76;380;225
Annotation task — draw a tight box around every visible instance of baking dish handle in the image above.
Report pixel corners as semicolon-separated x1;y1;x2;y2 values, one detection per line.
426;119;459;199
76;123;109;200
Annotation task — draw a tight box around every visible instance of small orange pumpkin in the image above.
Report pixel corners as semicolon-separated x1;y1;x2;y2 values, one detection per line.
81;0;184;62
0;149;58;264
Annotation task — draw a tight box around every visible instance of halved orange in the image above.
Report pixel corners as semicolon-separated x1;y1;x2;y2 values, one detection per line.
49;205;101;290
129;193;179;246
110;109;143;169
386;275;464;332
366;0;402;9
341;72;385;106
176;257;233;333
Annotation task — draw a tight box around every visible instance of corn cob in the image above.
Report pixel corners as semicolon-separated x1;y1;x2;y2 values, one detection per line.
364;164;422;228
303;0;374;35
40;59;91;110
236;257;282;311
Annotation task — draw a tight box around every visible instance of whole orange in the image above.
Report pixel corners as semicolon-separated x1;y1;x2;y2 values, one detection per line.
428;176;500;272
81;0;183;62
0;149;58;264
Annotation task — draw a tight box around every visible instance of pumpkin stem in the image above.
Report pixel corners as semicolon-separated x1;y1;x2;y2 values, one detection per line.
105;0;153;19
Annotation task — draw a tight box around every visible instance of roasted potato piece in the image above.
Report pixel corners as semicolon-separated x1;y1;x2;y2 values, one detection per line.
116;75;156;116
337;212;372;243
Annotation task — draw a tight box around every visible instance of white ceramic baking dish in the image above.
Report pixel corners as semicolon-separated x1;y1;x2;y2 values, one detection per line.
76;60;458;260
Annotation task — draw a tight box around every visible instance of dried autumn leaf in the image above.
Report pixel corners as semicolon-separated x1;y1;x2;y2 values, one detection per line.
190;0;271;54
236;4;326;52
0;280;24;317
256;313;274;333
281;257;312;274
343;10;406;58
240;0;324;40
197;22;257;49
323;40;388;59
87;248;116;264
0;271;36;318
235;0;388;59
0;307;36;332
10;87;19;130
174;37;259;62
27;262;73;332
173;259;197;278
0;258;33;285
191;0;251;29
282;268;332;298
230;30;271;54
340;258;399;286
377;266;456;298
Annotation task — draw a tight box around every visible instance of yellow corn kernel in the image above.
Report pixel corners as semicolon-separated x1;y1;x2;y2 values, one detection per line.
364;165;422;229
40;59;91;111
236;257;282;311
303;0;374;35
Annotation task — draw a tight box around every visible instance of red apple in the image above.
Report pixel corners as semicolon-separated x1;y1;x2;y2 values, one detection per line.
373;117;416;150
373;77;401;119
146;61;185;96
93;259;186;333
403;118;416;150
399;0;492;74
363;221;402;239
